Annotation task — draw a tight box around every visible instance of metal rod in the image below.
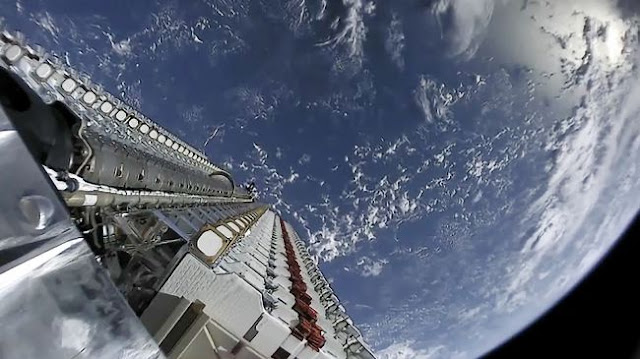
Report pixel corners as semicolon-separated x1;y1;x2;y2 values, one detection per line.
62;190;252;208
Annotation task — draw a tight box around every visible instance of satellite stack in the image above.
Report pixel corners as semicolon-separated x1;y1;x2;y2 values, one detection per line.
0;31;374;359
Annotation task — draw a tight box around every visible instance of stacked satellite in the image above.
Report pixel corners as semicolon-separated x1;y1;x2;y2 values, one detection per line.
0;31;374;359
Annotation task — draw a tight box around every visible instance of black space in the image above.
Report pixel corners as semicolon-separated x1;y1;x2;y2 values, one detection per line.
484;211;640;359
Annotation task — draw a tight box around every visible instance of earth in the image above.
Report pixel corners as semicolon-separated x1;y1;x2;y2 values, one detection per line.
2;0;640;358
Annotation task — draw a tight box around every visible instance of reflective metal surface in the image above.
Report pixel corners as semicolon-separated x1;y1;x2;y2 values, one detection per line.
0;105;75;266
0;106;163;358
0;239;162;358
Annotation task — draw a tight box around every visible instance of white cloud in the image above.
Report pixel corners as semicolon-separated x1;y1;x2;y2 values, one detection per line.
377;341;466;359
385;12;405;69
397;192;418;215
252;143;268;163
31;12;59;40
284;171;300;183
317;0;328;19
385;135;409;156
413;76;466;126
203;124;225;148
317;0;374;69
181;104;204;125
308;226;352;261
357;257;388;277
104;31;133;56
354;303;374;310
307;137;434;261
431;0;501;59
116;80;143;110
244;143;296;212
298;153;311;165
190;27;204;44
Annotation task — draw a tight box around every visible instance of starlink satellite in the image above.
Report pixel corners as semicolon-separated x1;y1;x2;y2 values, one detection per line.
0;31;375;359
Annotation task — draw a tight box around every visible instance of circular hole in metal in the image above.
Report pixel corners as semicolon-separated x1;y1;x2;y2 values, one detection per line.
19;195;55;231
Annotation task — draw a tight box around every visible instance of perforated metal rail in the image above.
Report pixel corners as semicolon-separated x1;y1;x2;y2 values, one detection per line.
0;31;249;200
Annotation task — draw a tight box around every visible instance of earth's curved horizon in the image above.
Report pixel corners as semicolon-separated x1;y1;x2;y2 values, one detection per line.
2;0;639;357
